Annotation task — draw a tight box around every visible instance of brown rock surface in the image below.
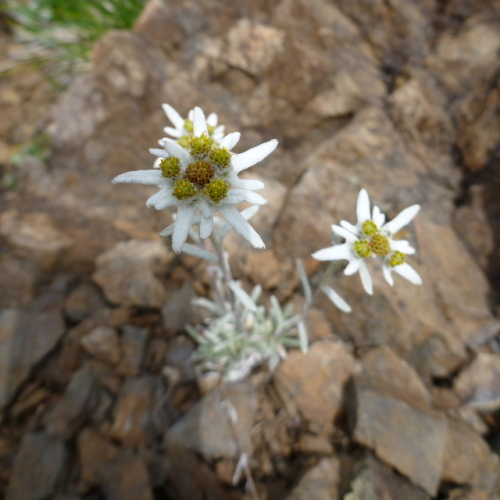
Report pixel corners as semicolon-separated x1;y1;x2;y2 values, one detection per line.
100;451;154;500
454;353;500;411
80;326;121;365
92;239;173;308
0;292;66;409
166;382;258;459
274;340;360;433
360;346;431;406
77;427;120;487
6;432;67;500
64;282;106;323
111;375;158;447
2;0;500;498
45;365;98;439
286;457;340;500
345;455;430;500
116;325;149;376
441;417;500;492
0;210;72;275
347;374;447;496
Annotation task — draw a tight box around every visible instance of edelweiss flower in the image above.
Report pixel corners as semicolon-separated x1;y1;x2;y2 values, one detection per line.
312;189;422;294
113;106;277;253
162;103;225;145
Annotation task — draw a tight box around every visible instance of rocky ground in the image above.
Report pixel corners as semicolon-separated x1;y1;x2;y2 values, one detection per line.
1;0;500;498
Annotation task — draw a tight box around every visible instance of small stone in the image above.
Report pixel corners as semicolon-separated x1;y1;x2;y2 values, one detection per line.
0;210;72;274
100;451;154;500
361;346;431;406
223;19;285;77
80;326;121;364
441;417;500;491
164;336;196;382
161;282;195;334
296;434;334;455
11;384;51;419
0;256;35;307
77;427;119;487
345;455;430;500
64;282;105;322
215;459;236;485
454;353;500;411
0;293;65;409
274;340;360;433
347;374;447;496
116;325;149;376
166;382;258;460
454;406;488;436
45;365;98;439
243;249;281;289
110;376;158;446
6;432;67;500
92;239;173;308
447;489;500;500
286;457;340;500
165;445;231;500
306;308;334;341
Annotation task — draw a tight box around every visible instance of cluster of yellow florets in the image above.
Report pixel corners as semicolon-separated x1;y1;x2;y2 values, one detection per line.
353;220;405;266
165;133;233;204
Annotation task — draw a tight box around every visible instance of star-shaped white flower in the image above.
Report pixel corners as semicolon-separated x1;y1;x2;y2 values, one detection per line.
162;103;225;143
312;189;422;294
113;106;277;254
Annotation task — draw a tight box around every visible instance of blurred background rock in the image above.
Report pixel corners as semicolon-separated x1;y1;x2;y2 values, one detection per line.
1;0;500;499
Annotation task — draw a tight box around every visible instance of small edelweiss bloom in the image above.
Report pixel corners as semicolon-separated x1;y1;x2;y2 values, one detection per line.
162;103;225;144
312;189;422;294
113;106;278;254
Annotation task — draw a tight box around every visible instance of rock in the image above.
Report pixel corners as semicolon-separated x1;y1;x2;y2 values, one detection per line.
77;427;119;487
243;249;281;289
161;281;196;334
0;209;72;274
64;282;106;322
0;255;35;307
454;186;494;272
296;434;334;455
222;19;285;77
92;239;173;308
11;384;52;419
441;417;500;492
35;317;99;388
274;340;360;433
6;432;67;500
166;382;258;460
454;406;489;436
454;353;500;411
305;308;334;341
0;293;65;409
45;364;98;439
80;326;121;365
164;336;196;382
360;346;431;407
287;457;340;500
100;451;154;500
345;455;430;500
110;375;158;446
447;489;500;500
116;325;149;376
165;445;231;500
346;374;447;496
